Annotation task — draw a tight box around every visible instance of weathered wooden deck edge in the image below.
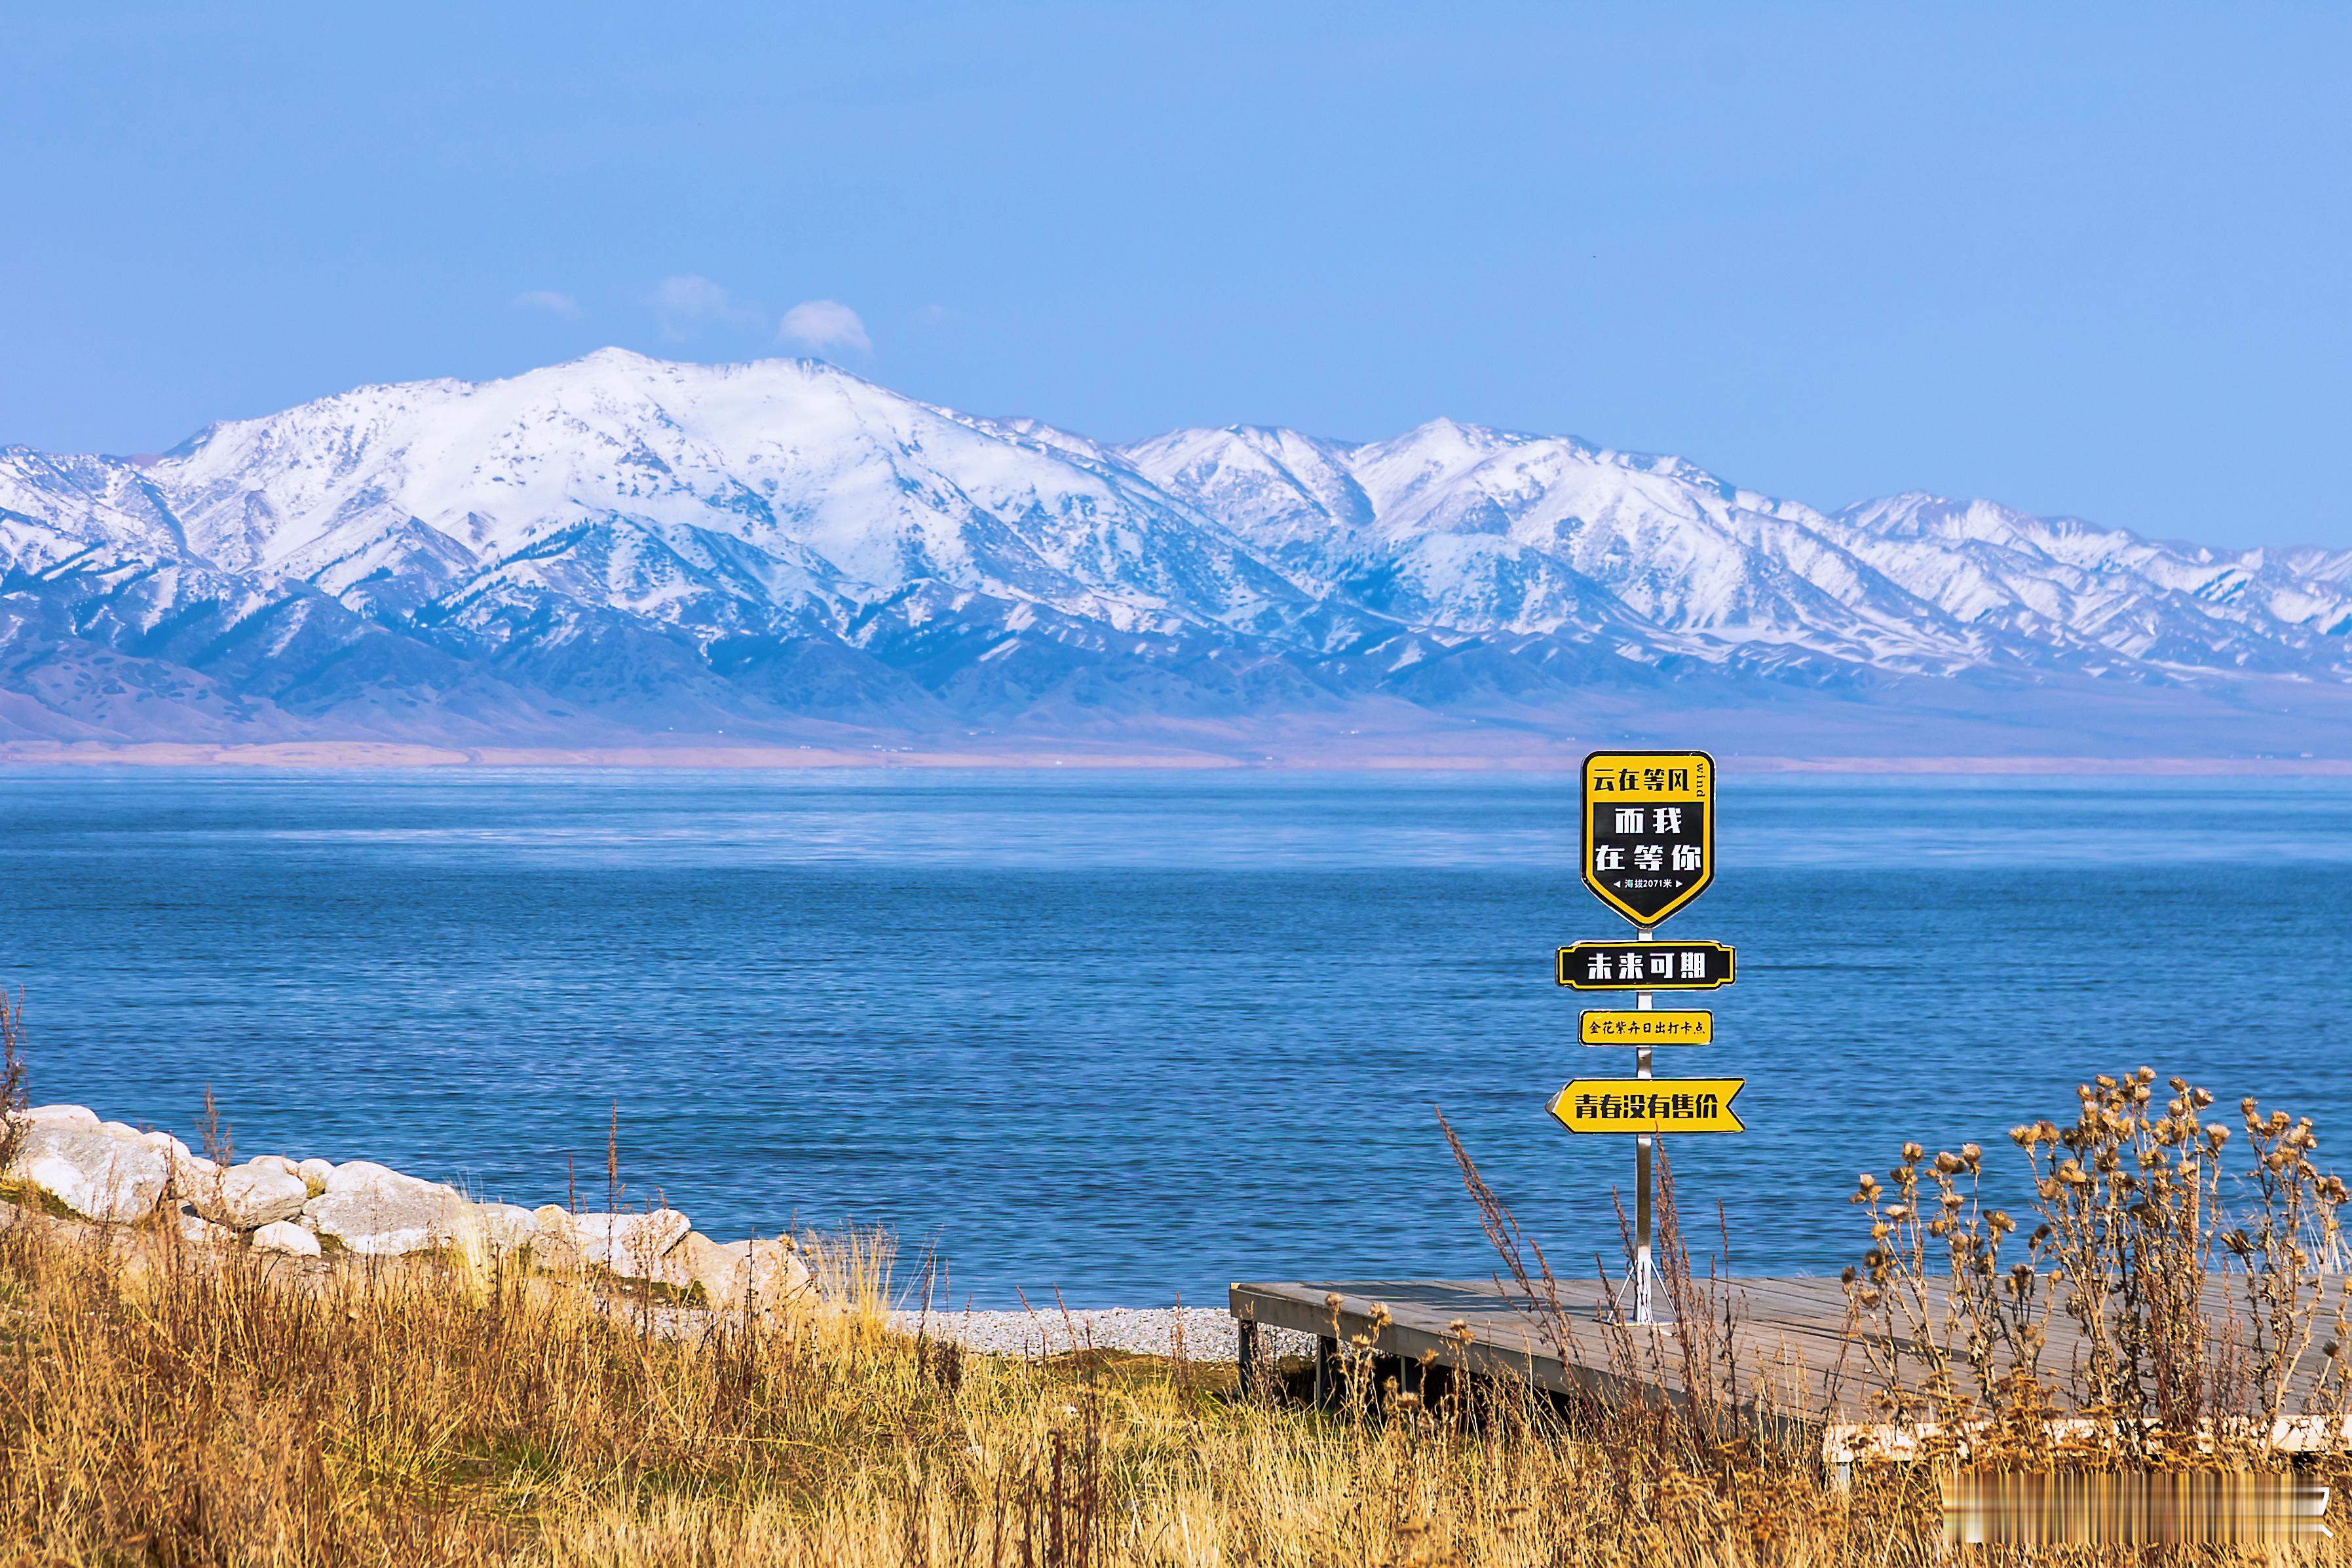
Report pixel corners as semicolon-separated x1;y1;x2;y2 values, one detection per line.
1229;1277;1854;1427
1230;1279;1585;1396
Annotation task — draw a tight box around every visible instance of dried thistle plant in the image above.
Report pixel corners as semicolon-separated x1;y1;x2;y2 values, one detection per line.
1845;1066;2352;1466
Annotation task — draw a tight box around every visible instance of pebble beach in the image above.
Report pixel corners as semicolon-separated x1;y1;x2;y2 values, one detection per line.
889;1306;1317;1363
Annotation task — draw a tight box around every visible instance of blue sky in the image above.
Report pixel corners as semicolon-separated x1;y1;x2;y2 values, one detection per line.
3;3;2347;548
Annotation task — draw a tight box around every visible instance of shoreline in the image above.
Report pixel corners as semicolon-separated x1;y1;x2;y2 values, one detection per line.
3;1100;1298;1358
888;1306;1316;1363
3;740;2348;775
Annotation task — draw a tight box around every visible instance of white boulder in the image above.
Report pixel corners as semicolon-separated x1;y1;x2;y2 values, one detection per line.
187;1160;311;1231
526;1205;584;1269
575;1209;692;1279
5;1120;170;1223
251;1154;301;1178
296;1158;333;1195
140;1129;195;1163
252;1220;322;1258
18;1104;100;1130
677;1233;813;1313
299;1161;468;1256
142;1132;220;1192
177;1211;238;1248
468;1203;539;1256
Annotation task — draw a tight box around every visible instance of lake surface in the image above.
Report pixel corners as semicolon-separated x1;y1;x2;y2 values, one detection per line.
2;768;2347;1306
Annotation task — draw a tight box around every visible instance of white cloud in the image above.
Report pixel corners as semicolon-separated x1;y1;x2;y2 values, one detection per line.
778;299;871;354
652;274;754;340
512;289;582;318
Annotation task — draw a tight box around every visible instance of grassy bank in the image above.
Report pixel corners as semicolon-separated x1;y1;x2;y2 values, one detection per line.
7;1051;2352;1562
0;1210;1958;1568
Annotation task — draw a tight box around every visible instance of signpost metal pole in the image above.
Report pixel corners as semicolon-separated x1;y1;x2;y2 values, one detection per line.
1634;925;1654;1325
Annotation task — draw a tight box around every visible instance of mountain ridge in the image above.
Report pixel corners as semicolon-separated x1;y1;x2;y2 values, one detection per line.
2;349;2347;762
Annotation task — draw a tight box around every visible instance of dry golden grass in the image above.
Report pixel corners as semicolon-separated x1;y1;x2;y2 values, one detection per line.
0;1208;1977;1568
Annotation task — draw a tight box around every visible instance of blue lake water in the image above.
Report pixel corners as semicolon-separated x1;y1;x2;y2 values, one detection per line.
2;768;2348;1307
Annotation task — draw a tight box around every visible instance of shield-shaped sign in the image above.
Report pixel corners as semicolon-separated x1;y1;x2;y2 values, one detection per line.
1581;749;1715;926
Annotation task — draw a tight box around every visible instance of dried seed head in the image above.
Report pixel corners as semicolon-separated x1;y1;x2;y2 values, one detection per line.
1934;1151;1961;1175
2193;1089;2214;1109
2136;1066;2155;1085
1902;1142;1924;1163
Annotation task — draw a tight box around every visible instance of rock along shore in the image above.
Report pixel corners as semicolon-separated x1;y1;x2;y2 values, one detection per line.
1;1102;810;1316
3;1102;1289;1359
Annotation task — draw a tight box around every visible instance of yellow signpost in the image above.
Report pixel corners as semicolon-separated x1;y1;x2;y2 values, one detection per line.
1559;747;1738;1326
1547;1077;1746;1134
1579;1010;1712;1046
1580;750;1715;927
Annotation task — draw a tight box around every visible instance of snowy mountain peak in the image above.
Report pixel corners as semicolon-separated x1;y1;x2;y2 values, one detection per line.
1;352;2346;751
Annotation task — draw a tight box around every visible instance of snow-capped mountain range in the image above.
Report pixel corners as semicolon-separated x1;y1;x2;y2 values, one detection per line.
3;349;2347;757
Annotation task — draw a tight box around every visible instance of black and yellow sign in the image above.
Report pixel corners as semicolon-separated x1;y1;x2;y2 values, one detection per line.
1556;941;1735;990
1547;1077;1746;1134
1582;750;1715;926
1580;1010;1713;1046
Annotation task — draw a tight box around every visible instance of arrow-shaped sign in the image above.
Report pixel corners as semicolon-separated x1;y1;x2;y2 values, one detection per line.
1547;1077;1747;1134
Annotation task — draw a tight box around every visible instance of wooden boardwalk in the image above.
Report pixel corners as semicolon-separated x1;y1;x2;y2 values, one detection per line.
1230;1275;2345;1432
1230;1276;1861;1419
